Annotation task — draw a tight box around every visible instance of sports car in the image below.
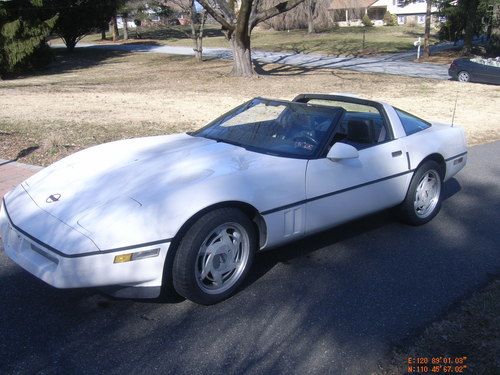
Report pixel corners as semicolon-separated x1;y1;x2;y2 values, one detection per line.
0;94;467;305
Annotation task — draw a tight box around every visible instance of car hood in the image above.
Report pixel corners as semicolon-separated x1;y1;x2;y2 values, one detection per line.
19;133;274;248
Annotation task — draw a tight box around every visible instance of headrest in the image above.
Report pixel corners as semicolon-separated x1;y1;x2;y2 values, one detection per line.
347;119;376;144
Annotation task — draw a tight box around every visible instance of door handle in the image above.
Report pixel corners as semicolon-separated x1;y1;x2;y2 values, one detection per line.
391;150;403;157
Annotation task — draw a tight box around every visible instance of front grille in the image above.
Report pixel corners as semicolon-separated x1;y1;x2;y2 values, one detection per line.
30;243;59;265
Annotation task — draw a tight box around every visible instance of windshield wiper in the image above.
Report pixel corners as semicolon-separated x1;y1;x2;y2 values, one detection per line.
204;136;247;149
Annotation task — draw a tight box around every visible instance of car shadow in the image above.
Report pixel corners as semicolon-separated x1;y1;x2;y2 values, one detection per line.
241;177;462;293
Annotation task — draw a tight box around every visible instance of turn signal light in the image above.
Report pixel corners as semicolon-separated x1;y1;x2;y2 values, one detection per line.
113;248;160;263
114;253;133;263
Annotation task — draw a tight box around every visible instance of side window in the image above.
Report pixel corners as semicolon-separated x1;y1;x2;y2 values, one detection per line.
395;108;431;136
307;99;388;150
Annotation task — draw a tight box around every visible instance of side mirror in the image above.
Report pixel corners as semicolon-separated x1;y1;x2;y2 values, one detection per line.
327;143;359;161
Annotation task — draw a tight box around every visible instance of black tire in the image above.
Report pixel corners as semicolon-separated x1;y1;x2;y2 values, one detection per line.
399;160;444;226
172;208;256;305
457;71;470;82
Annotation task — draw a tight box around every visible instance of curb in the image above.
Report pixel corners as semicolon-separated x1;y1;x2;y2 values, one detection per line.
0;158;43;171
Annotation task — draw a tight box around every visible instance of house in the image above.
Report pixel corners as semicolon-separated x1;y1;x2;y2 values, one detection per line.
116;16;138;29
329;0;439;26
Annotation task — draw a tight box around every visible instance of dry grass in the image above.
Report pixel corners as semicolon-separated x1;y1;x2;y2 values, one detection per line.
376;279;500;375
418;50;467;64
0;48;499;166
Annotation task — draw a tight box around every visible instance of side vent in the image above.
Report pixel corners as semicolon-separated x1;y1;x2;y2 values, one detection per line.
284;207;304;237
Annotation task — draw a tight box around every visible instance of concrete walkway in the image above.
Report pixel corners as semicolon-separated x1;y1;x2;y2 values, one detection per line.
65;42;451;80
0;159;42;197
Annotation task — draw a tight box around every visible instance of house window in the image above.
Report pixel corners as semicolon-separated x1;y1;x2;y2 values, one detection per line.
417;15;426;23
398;15;405;24
397;0;405;6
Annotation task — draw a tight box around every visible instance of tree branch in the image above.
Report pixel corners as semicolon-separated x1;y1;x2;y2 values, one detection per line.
251;0;307;28
197;0;235;31
249;0;260;33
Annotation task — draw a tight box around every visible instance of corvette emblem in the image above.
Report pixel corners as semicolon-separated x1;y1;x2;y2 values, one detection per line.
46;194;61;203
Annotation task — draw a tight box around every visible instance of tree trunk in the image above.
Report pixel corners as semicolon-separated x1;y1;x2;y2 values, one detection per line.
230;33;254;76
112;14;119;42
123;15;129;40
491;2;500;50
64;36;77;51
228;0;254;76
190;4;207;62
307;0;315;33
422;0;432;58
101;27;106;40
463;0;478;54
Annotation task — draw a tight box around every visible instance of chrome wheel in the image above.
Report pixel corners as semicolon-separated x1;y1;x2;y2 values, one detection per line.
457;71;470;82
195;222;250;295
414;169;441;219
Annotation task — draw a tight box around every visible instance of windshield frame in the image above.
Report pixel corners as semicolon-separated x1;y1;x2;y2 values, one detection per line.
191;97;345;160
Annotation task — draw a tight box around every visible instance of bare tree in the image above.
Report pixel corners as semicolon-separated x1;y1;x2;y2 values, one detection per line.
260;0;336;32
306;0;316;33
422;0;432;58
197;0;307;76
167;0;208;61
191;5;208;62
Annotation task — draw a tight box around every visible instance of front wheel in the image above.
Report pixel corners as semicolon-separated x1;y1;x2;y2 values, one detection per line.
457;71;470;82
172;208;256;305
399;161;443;226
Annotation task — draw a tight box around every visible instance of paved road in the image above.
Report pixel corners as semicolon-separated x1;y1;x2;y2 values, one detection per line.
1;142;499;374
62;42;451;80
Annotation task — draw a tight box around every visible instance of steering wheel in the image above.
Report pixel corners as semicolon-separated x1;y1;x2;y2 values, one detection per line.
293;133;318;146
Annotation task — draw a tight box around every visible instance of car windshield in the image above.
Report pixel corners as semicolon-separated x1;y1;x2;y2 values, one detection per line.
193;98;344;158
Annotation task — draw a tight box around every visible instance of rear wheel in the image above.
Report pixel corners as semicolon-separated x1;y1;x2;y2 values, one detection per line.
457;71;470;82
172;208;256;305
399;161;443;225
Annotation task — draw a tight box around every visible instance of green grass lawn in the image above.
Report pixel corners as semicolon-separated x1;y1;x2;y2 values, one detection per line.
75;24;437;57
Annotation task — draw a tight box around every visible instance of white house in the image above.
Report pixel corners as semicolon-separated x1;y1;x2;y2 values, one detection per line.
329;0;439;26
116;16;138;29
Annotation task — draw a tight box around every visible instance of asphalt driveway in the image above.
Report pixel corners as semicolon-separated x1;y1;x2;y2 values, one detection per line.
58;43;450;80
0;141;499;374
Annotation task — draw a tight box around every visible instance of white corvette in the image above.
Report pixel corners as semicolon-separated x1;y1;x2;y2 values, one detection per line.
0;94;467;304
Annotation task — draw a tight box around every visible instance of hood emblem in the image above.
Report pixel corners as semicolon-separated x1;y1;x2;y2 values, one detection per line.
46;194;61;203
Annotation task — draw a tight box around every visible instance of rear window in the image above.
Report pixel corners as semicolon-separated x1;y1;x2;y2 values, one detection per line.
307;99;388;143
395;108;431;136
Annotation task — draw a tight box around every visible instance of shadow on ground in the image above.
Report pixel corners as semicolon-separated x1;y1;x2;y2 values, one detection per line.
1;140;499;375
2;48;136;80
0;146;39;166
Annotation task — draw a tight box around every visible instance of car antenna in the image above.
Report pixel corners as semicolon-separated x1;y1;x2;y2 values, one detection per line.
451;91;459;127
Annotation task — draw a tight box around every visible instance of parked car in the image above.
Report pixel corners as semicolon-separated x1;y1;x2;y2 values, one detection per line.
0;94;468;305
448;57;500;84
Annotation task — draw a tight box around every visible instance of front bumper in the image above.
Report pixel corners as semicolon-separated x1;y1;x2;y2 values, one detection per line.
0;201;169;297
448;68;458;79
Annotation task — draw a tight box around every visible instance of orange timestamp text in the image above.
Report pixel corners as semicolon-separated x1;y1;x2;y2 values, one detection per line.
406;356;468;373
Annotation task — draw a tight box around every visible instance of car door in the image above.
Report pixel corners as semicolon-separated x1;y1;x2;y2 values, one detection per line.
305;123;410;235
484;64;500;85
473;62;491;83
